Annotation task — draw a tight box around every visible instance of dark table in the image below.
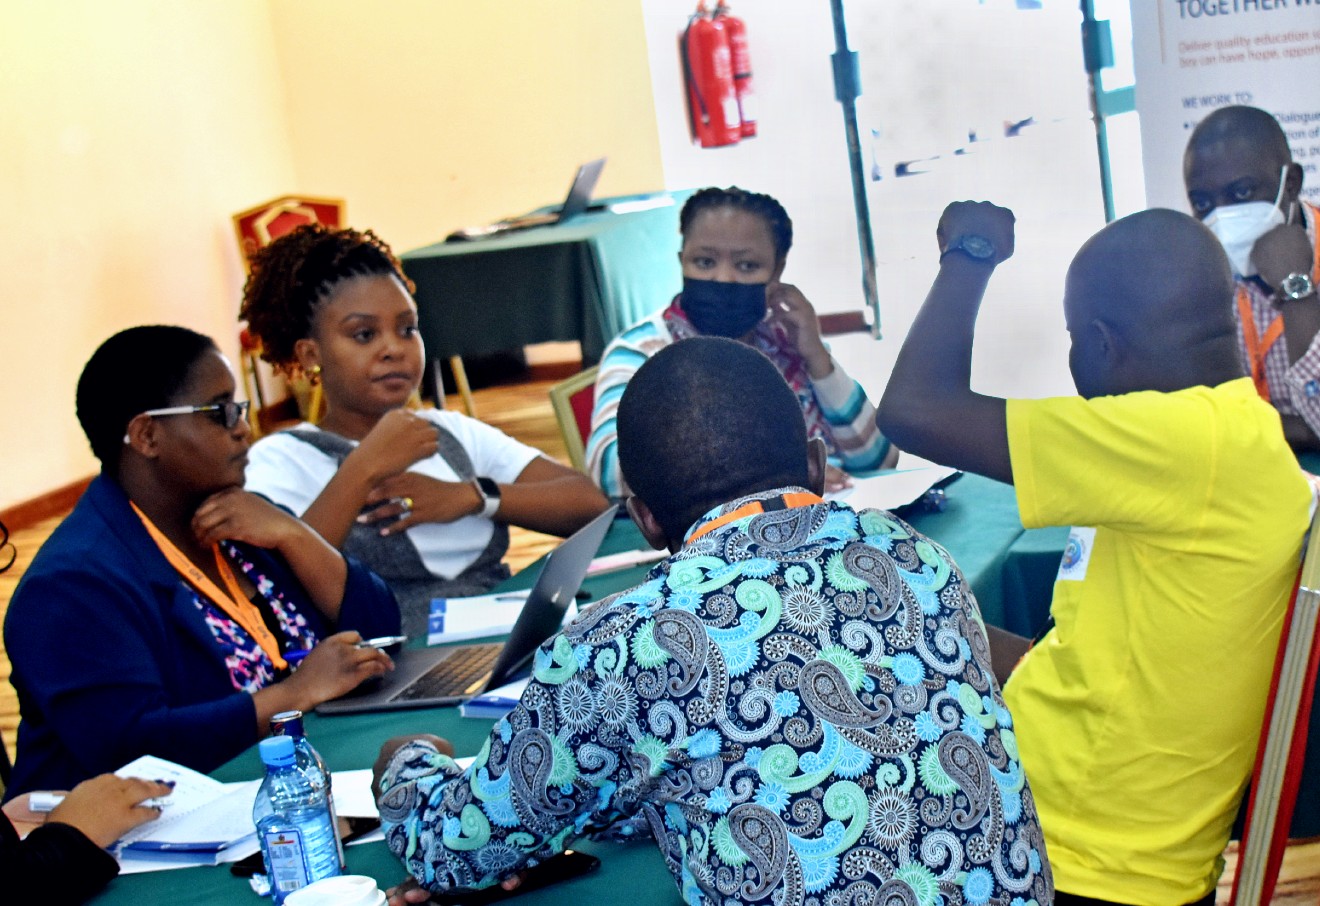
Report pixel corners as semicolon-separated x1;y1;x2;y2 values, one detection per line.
89;468;1320;902
401;194;689;367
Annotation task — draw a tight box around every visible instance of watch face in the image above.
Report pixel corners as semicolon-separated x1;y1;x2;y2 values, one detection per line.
1281;272;1315;300
958;235;996;260
476;476;500;498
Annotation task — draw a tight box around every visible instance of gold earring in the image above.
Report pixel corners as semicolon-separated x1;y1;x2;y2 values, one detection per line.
307;364;322;385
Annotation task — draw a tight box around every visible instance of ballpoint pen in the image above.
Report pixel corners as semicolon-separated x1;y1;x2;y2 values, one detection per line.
355;635;408;650
284;635;407;668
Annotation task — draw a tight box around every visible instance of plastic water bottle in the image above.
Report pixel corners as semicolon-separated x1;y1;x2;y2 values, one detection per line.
271;709;346;869
254;736;341;904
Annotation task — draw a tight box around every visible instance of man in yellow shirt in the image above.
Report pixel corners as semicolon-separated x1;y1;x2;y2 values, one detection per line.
878;203;1311;906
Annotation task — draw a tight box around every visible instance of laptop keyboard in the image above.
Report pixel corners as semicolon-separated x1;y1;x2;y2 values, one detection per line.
390;643;503;702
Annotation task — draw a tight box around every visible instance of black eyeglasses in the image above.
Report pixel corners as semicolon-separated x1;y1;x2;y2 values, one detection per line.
140;400;251;430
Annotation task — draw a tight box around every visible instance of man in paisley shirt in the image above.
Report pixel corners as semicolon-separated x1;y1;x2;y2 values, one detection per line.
374;337;1053;906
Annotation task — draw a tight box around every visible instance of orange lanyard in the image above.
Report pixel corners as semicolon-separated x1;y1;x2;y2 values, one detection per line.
1237;289;1285;402
131;502;288;669
1238;202;1320;403
687;491;823;542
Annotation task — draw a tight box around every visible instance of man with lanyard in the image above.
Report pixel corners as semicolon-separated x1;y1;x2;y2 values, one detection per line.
1184;104;1320;451
374;337;1054;906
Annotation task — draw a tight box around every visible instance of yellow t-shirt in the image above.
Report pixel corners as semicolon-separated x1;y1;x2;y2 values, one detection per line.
1004;377;1310;906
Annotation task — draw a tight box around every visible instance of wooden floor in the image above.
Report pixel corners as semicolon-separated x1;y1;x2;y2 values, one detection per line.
1;371;1318;903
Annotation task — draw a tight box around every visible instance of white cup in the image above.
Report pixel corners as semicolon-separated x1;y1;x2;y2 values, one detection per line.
282;874;388;906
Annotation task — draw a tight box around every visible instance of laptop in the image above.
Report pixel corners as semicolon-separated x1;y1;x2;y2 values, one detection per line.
316;504;618;714
445;157;607;241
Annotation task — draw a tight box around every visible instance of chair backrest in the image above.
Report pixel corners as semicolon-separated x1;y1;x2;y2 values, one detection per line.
548;366;598;473
232;196;346;429
1230;496;1320;905
232;195;346;269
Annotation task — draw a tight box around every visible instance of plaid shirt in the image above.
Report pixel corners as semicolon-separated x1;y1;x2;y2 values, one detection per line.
1234;201;1320;435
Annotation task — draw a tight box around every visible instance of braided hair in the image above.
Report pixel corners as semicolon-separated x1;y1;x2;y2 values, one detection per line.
239;224;415;373
679;187;794;259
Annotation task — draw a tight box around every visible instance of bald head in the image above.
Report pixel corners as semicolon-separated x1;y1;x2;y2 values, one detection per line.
617;337;812;541
1184;106;1299;220
1064;208;1241;397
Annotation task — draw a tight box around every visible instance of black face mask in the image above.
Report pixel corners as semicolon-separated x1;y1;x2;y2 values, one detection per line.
680;277;768;338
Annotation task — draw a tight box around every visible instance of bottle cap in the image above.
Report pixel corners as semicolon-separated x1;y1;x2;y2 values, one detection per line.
259;735;296;767
271;710;306;737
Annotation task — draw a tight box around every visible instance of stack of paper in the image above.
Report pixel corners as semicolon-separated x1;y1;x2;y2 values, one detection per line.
826;466;960;512
113;755;260;872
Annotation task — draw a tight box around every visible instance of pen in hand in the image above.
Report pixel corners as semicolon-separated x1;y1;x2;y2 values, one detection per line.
283;636;407;667
355;635;407;650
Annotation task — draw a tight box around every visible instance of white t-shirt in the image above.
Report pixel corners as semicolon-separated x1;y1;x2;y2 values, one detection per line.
244;409;541;580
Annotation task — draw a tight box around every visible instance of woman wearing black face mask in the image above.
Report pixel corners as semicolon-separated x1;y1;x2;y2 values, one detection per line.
586;187;897;498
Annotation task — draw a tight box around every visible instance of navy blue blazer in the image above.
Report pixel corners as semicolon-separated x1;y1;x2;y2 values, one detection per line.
3;476;400;796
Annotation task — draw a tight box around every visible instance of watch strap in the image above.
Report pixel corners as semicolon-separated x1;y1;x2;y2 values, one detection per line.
472;477;501;519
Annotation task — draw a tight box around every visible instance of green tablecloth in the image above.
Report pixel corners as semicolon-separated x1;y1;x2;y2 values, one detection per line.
88;467;1320;902
401;193;688;365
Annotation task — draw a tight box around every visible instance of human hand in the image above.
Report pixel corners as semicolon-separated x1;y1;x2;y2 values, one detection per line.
349;409;440;485
44;775;175;848
193;487;301;549
384;864;524;904
360;473;483;536
823;463;853;493
282;632;393;707
372;734;455;798
385;876;433;906
766;282;831;376
936;201;1015;265
1252;222;1313;293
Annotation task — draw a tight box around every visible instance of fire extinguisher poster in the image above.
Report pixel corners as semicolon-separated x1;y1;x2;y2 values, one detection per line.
1131;2;1320;210
681;1;756;148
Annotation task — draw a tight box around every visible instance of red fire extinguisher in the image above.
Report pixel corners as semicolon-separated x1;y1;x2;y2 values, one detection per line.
713;2;755;138
681;1;741;148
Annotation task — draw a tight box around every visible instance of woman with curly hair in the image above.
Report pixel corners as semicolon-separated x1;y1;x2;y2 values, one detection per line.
240;224;609;636
586;186;897;498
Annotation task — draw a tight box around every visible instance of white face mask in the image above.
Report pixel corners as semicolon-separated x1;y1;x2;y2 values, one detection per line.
1202;166;1289;277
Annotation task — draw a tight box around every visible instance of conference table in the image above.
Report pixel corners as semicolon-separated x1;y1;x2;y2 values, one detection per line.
91;469;1320;903
400;193;689;367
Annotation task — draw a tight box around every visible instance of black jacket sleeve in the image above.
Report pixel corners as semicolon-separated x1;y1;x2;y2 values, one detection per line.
2;816;120;904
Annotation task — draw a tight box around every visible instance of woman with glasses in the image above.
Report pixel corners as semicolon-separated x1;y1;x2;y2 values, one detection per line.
2;325;401;797
239;225;609;636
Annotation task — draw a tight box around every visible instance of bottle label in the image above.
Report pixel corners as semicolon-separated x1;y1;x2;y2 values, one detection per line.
264;828;310;892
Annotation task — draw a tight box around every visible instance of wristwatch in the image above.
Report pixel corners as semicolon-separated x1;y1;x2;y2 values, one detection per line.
1278;271;1316;303
941;234;997;264
472;477;501;519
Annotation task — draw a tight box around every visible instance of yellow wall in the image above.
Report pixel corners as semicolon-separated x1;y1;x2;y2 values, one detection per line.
0;0;297;510
266;0;664;250
1;0;663;511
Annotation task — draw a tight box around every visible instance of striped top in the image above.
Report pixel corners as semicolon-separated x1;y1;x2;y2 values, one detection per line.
586;299;889;497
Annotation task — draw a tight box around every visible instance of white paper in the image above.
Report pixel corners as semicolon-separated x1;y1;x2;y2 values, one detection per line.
586;547;668;576
328;769;379;819
826;466;959;512
607;196;674;215
426;592;528;645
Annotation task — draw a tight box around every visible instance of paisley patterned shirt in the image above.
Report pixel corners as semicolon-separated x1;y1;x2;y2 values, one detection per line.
379;489;1053;906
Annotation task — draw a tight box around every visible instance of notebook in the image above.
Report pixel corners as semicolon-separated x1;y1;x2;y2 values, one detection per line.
316;503;618;714
445;157;606;241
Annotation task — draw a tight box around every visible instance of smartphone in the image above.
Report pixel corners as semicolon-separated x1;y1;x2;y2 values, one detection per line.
429;850;602;904
229;816;381;878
